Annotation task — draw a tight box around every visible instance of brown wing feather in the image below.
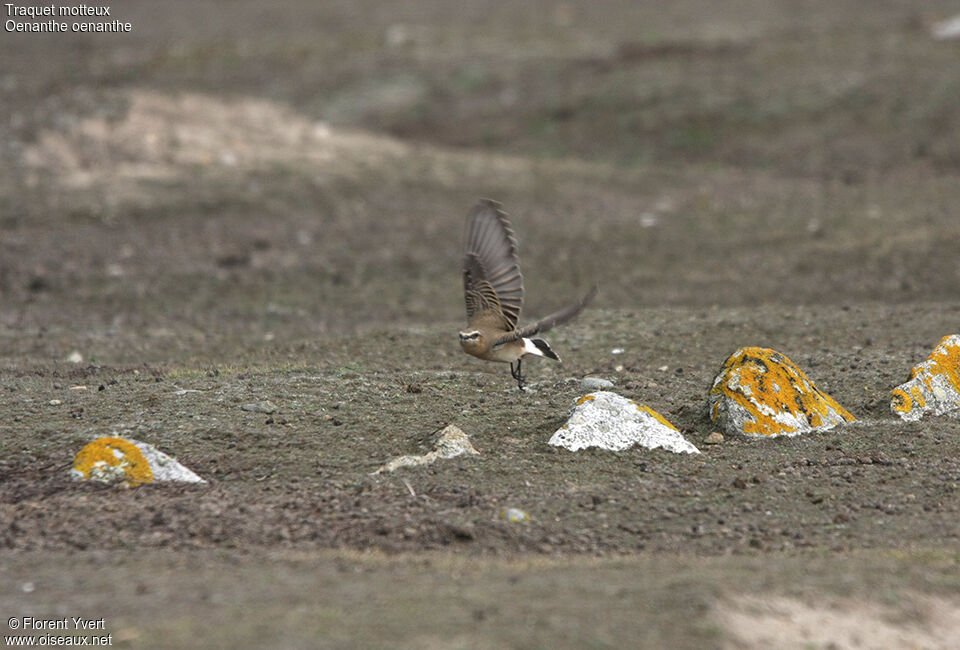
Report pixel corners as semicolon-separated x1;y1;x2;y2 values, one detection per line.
463;255;504;320
462;199;524;328
493;285;598;346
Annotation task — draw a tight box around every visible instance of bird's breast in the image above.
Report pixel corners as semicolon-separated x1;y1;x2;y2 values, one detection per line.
459;338;488;360
460;334;524;363
485;339;525;363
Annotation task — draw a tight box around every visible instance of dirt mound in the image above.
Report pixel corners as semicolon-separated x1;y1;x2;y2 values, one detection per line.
23;90;407;192
719;594;960;650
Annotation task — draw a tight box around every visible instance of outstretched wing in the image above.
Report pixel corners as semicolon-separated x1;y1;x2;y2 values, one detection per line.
494;285;597;346
462;199;524;329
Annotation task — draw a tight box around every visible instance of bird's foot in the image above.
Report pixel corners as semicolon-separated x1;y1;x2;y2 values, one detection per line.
510;361;526;391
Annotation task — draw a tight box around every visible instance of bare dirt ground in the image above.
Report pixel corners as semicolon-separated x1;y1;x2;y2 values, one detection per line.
2;1;959;648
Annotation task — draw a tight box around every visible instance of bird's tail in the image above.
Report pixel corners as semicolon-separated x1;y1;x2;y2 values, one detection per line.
523;338;561;361
519;284;598;338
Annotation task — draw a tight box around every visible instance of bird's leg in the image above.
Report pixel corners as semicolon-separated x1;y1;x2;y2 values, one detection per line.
510;359;525;390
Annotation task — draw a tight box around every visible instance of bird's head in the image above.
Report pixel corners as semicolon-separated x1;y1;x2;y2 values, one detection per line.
458;330;483;352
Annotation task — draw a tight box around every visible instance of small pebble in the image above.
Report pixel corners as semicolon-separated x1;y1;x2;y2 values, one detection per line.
500;508;530;523
703;431;724;445
49;399;62;406
241;400;277;414
580;377;615;391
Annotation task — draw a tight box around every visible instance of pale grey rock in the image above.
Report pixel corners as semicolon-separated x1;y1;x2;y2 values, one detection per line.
241;400;277;414
374;425;479;474
580;377;615;391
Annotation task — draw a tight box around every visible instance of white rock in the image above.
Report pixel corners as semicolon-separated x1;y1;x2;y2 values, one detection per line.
71;436;205;485
891;335;960;422
931;14;960;40
549;391;699;454
580;377;615;391
374;425;479;474
66;351;83;364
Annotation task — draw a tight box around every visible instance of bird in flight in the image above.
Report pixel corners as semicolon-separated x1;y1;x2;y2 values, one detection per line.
459;199;596;389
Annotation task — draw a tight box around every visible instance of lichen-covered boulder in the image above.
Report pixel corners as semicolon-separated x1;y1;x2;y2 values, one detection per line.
891;335;960;422
71;437;206;486
549;391;699;454
374;424;479;474
708;347;854;437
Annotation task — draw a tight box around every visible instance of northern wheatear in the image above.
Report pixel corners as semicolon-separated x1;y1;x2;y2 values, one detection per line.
459;199;596;389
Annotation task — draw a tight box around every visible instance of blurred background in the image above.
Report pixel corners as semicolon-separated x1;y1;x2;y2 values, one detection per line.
2;0;960;361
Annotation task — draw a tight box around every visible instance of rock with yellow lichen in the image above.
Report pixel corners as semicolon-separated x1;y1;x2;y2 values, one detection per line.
71;436;206;486
708;347;855;437
891;335;960;422
549;391;700;454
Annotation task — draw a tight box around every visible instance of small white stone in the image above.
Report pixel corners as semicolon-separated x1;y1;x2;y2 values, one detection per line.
500;508;530;523
66;351;83;364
